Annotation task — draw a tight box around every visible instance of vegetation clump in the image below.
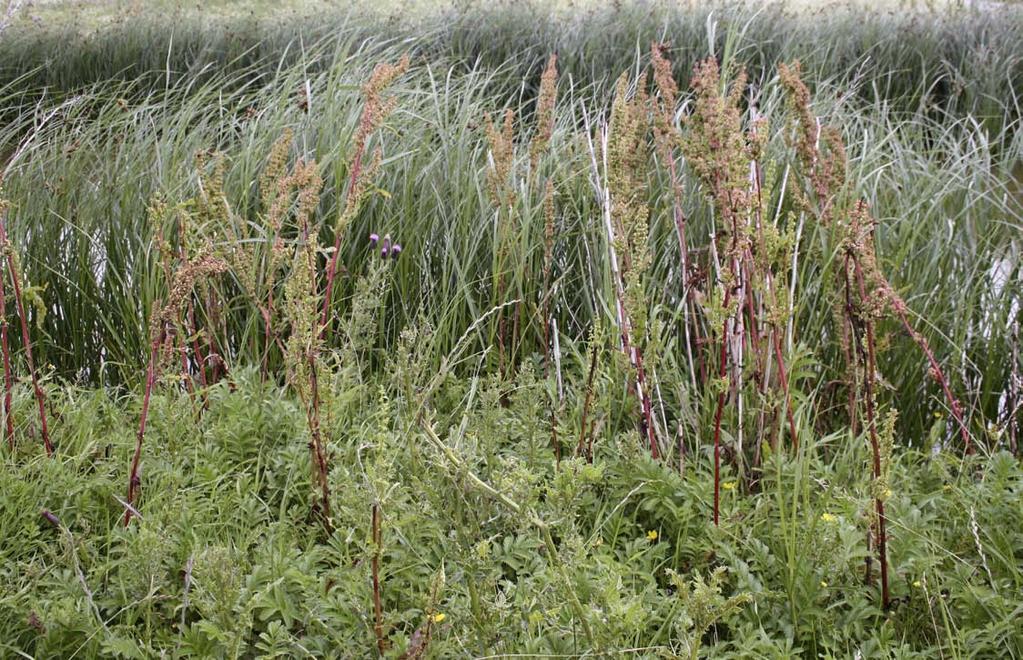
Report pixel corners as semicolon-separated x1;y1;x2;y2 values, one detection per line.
0;2;1021;657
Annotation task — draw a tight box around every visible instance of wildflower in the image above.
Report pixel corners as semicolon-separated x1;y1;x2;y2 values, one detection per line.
390;243;402;259
369;233;379;245
820;580;828;588
943;484;952;493
722;481;737;491
932;410;944;419
913;580;922;588
431;612;446;624
820;512;837;523
646;530;658;542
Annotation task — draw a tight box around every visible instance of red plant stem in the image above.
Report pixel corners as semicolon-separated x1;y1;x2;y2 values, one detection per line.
296;212;332;530
748;156;800;449
889;304;972;454
259;301;274;381
634;347;658;459
206;288;226;382
177;331;195;399
0;221;51;456
576;341;599;460
711;288;733;527
666;155;701;393
306;353;332;526
186;301;209;398
849;254;889;610
125;324;164;526
371;502;386;655
0;267;13;450
612;294;658;459
319;147;366;338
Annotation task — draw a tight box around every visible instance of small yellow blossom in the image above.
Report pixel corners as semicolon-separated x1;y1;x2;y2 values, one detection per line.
820;513;837;523
913;580;922;588
882;488;893;500
820;580;828;588
431;612;446;624
943;484;952;493
646;530;658;542
932;411;944;419
722;481;737;491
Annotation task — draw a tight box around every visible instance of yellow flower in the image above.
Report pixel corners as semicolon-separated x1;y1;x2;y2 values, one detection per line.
932;411;944;419
913;580;922;588
722;481;737;491
431;612;446;624
820;580;828;588
646;530;658;542
820;513;837;523
942;484;952;493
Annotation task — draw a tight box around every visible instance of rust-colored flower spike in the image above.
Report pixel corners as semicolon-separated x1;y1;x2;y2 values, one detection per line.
530;53;558;169
846;200;973;453
651;43;679;158
778;61;816;169
682;58;751;240
349;55;411;183
484;108;517;209
321;55;409;335
778;61;846;225
159;250;229;324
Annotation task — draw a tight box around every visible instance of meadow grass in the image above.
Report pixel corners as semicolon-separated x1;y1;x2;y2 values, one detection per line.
0;0;1021;657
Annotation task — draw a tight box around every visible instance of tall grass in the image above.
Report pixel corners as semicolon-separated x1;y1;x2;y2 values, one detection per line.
1;1;1021;130
0;19;1018;449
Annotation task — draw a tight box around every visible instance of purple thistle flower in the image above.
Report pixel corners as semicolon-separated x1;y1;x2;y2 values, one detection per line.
369;233;379;245
390;244;402;259
380;235;391;259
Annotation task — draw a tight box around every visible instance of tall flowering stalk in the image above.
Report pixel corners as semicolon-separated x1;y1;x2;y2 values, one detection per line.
779;63;971;449
533;55;562;461
280;158;334;528
651;44;700;403
0;201;13;450
839;201;892;609
484;107;518;375
0;202;51;455
483;53;559;390
124;241;226;525
583;72;659;459
320;55;409;337
779;61;973;606
681;58;756;523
